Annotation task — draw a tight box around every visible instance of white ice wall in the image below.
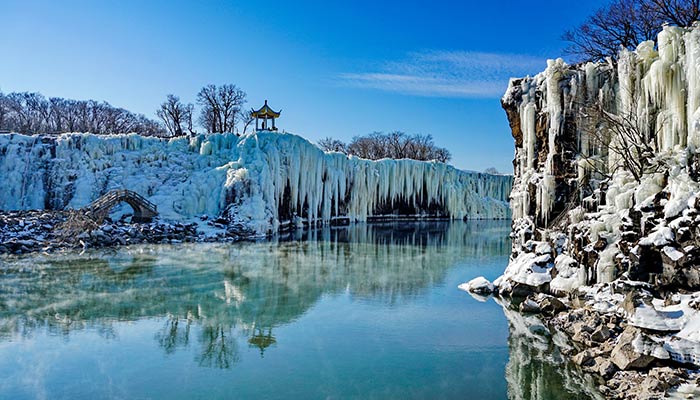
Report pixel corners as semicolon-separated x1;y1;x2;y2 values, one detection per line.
0;131;512;234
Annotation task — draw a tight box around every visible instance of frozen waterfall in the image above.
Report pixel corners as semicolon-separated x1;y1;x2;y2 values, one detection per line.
0;131;512;234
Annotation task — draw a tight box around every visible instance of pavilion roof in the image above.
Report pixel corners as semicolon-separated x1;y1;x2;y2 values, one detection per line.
251;100;281;118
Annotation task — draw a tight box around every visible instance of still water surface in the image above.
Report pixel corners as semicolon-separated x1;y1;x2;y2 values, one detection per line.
0;221;599;399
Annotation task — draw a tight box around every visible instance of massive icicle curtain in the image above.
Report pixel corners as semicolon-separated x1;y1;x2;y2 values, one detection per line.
0;131;512;233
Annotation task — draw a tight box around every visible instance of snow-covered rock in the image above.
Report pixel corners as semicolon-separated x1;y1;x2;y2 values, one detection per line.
611;327;657;370
550;254;585;294
458;276;495;295
499;250;554;289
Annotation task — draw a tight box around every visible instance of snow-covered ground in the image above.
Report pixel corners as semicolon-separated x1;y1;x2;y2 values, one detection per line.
0;131;512;234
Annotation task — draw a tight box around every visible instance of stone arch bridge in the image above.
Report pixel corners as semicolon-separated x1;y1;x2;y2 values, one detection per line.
85;189;158;223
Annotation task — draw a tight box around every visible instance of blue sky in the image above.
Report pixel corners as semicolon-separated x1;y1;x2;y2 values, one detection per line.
0;0;606;173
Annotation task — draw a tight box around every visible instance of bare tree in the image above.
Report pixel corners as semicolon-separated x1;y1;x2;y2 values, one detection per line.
3;92;48;133
0;90;166;136
157;95;194;137
386;131;410;159
563;0;662;62
322;131;451;163
48;97;69;133
317;137;347;153
645;0;700;26
135;114;166;137
347;132;387;160
0;92;7;130
241;112;254;135
432;148;451;164
197;84;247;133
578;100;663;183
564;0;700;63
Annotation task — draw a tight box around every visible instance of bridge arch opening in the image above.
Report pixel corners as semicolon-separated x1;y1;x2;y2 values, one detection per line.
86;190;158;223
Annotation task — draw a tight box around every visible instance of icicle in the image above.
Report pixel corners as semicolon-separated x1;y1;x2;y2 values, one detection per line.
685;27;700;150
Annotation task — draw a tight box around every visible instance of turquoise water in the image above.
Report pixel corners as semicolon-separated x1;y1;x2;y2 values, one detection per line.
0;221;598;399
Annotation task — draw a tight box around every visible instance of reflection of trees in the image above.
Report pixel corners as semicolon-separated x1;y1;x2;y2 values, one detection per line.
197;325;240;369
156;316;242;369
228;220;512;305
156;316;192;354
497;299;604;400
0;220;511;369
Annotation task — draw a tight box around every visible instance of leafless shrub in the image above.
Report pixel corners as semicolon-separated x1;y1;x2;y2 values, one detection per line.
53;210;99;245
579;99;664;183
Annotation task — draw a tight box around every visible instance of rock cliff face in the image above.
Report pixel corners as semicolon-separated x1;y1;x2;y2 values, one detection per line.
496;25;700;397
502;25;700;291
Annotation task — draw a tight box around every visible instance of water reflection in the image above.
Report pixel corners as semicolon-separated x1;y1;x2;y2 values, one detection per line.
0;221;510;370
498;299;605;400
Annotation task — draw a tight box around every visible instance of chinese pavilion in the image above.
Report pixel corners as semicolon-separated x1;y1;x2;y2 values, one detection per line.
251;100;281;132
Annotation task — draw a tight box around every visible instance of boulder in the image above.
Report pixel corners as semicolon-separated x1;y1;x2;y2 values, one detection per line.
591;325;611;343
611;327;656;370
539;295;567;316
458;276;495;295
595;357;618;379
572;349;596;367
621;289;654;316
519;298;541;313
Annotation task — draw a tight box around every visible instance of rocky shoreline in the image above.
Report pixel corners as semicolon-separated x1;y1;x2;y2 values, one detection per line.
0;210;249;255
0;208;514;256
488;285;700;399
464;275;700;398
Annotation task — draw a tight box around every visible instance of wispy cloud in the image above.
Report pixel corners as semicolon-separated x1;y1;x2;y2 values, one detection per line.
339;51;545;98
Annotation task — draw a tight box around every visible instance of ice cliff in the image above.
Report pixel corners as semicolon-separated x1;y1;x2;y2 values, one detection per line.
498;24;700;373
0;131;512;234
501;24;700;288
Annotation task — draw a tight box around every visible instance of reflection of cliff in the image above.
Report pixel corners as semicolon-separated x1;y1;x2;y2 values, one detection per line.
0;221;510;367
498;301;604;400
227;221;511;307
